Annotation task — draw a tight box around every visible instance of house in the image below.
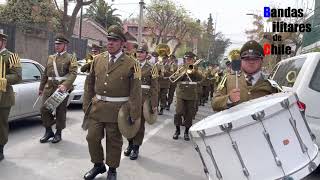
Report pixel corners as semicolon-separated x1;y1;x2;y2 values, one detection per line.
123;20;178;53
73;18;108;47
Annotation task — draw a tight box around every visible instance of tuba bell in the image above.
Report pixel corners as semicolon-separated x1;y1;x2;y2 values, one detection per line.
155;44;171;76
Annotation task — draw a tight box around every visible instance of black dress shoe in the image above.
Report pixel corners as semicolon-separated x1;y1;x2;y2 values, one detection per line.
40;128;54;143
52;130;62;143
106;171;117;180
184;133;190;141
158;108;164;115
165;105;170;111
84;163;106;180
124;144;133;157
52;134;62;143
173;131;180;140
130;145;140;160
0;145;3;161
0;153;3;161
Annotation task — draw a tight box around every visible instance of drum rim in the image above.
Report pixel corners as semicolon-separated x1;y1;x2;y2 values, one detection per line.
190;92;296;133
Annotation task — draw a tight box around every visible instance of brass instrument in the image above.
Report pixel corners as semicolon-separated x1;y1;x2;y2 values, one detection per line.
169;59;203;83
228;49;241;61
155;44;171;76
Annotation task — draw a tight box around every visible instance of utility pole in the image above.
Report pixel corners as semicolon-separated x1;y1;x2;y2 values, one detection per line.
79;5;83;39
138;0;145;46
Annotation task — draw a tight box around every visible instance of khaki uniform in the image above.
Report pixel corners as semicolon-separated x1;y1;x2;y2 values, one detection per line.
174;65;202;128
39;52;77;130
0;50;22;146
85;52;142;168
167;63;178;106
212;72;277;112
131;62;158;145
81;57;93;112
201;71;211;104
158;63;171;109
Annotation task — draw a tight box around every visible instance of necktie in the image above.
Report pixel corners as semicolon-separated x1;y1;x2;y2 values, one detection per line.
246;75;253;86
109;55;116;67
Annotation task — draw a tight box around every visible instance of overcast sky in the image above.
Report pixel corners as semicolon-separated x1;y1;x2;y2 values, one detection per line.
0;0;315;52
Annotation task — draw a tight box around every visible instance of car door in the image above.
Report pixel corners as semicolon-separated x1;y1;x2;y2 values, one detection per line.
306;59;320;119
17;61;43;116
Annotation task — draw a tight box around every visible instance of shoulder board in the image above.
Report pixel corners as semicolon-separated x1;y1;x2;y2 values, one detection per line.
217;74;228;91
151;64;159;79
8;53;21;68
133;61;142;80
70;54;78;66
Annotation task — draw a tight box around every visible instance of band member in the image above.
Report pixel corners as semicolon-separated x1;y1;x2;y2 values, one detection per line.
212;40;278;111
173;51;202;141
158;55;171;115
81;44;102;112
123;44;158;160
38;34;77;144
0;30;22;161
83;25;142;180
167;54;178;110
81;44;102;73
200;68;211;106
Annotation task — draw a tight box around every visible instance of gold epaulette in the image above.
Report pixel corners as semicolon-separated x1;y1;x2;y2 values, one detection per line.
151;64;159;79
0;56;7;92
70;53;78;66
217;73;228;91
133;61;142;80
8;53;21;68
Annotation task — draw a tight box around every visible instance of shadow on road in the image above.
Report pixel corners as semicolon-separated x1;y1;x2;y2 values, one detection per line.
9;117;42;132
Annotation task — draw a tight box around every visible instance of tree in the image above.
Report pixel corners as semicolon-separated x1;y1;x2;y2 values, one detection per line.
85;0;122;28
53;0;96;38
145;0;202;55
0;0;58;29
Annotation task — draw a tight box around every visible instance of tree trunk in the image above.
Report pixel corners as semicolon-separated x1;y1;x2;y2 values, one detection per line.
172;41;181;54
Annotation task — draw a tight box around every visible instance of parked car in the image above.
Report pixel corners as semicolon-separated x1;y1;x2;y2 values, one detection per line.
8;59;44;121
67;60;86;105
270;52;320;145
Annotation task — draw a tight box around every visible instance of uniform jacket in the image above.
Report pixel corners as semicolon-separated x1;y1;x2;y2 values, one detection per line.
39;52;78;96
212;72;278;111
175;65;203;100
158;63;172;89
84;52;142;122
141;62;158;108
0;49;22;108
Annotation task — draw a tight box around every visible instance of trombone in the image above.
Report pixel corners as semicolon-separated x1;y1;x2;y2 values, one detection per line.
169;59;203;83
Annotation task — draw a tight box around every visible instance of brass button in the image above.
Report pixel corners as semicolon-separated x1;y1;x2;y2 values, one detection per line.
104;82;107;85
248;91;251;95
106;74;109;77
104;91;106;93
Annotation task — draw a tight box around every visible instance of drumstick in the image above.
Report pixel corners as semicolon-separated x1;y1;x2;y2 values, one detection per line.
236;71;239;89
33;95;41;109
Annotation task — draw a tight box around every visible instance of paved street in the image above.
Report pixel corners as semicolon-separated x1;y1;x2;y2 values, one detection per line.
1;102;320;180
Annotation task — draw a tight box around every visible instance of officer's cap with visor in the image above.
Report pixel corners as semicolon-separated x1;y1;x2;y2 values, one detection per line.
55;34;69;44
240;40;264;60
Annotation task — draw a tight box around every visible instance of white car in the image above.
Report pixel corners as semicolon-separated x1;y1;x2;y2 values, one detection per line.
9;59;44;121
67;61;86;105
271;52;320;144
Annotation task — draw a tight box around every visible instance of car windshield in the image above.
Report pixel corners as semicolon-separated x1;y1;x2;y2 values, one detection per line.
271;57;306;88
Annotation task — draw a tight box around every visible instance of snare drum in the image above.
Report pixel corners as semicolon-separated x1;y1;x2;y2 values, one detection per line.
190;92;319;180
44;89;69;112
